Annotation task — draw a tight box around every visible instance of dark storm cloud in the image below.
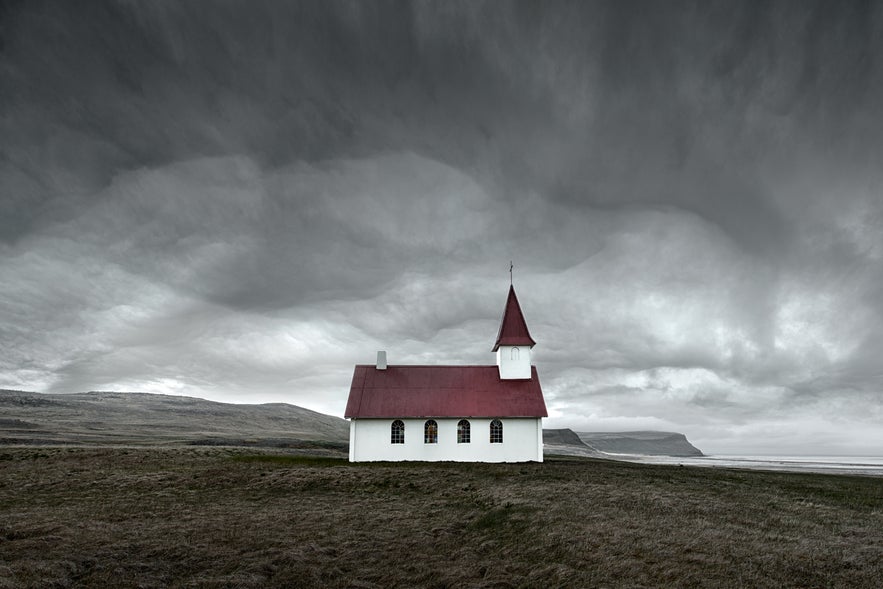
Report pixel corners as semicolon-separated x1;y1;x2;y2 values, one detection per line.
2;1;882;453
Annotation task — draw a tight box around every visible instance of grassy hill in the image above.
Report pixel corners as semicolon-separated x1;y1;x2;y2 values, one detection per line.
2;394;879;586
0;390;349;449
1;446;881;588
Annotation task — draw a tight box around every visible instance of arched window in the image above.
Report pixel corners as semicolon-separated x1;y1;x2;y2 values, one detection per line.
490;419;503;444
457;419;471;444
510;347;520;360
390;420;405;444
424;420;438;444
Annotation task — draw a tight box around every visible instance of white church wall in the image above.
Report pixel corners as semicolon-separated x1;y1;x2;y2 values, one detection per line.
496;345;532;379
349;417;543;462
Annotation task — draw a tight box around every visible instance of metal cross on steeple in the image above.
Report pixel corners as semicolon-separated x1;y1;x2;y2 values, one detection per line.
509;261;513;285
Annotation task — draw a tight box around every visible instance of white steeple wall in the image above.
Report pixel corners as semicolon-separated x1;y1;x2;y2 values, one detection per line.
496;345;531;379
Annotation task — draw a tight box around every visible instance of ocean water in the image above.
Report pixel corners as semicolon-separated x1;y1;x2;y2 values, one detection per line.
609;454;883;476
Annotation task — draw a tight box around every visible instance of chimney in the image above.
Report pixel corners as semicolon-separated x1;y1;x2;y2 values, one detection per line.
376;350;387;370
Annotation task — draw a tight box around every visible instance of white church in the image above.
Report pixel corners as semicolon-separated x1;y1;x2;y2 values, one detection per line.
344;283;547;462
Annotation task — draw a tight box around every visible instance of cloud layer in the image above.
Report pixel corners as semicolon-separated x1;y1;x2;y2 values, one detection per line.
2;1;882;453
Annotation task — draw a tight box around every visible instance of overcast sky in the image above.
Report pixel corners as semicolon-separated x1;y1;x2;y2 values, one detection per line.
2;1;882;455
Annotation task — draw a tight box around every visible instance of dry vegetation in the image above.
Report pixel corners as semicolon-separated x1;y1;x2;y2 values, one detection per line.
1;446;882;588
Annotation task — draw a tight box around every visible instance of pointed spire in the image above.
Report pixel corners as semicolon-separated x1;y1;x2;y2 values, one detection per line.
492;284;536;351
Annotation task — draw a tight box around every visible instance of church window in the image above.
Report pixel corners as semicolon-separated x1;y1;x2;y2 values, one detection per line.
511;347;519;360
390;420;405;444
457;419;471;443
424;420;438;444
490;419;503;443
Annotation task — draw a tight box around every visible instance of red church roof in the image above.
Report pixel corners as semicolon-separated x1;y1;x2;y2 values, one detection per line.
344;365;548;418
492;285;536;351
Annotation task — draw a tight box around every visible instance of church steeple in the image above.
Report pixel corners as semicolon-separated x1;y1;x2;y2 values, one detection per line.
493;285;536;351
493;284;535;379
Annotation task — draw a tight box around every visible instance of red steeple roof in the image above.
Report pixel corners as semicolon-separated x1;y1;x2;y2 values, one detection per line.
492;285;536;352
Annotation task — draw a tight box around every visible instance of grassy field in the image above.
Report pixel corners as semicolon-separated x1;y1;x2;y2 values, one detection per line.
1;447;882;588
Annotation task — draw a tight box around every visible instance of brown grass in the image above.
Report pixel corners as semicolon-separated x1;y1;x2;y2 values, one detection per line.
1;446;882;588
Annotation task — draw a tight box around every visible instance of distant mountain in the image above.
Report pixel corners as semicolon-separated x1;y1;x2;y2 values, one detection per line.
542;428;606;458
0;390;349;448
578;431;704;457
1;390;704;458
544;428;703;458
